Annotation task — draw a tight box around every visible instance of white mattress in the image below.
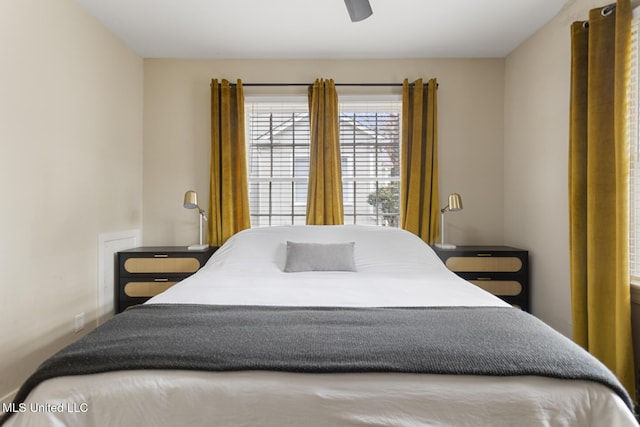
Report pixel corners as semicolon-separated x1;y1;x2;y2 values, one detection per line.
4;226;637;427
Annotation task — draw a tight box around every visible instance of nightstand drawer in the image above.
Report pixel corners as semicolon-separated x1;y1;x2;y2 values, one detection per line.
445;256;522;273
119;249;208;276
123;256;201;274
467;279;522;296
121;279;179;298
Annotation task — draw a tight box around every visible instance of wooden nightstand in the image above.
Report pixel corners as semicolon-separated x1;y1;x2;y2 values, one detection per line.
431;245;529;311
116;246;217;313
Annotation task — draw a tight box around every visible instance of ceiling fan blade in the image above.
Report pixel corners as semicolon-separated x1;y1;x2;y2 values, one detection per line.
344;0;373;22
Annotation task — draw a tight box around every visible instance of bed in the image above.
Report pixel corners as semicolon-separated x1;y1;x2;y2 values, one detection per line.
2;225;637;426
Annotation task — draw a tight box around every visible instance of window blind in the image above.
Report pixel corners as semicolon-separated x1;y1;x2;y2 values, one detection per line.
339;100;401;226
245;97;402;227
246;101;310;227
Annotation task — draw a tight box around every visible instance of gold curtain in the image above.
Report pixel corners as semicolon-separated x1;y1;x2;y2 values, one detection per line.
569;0;635;398
400;78;440;243
306;78;344;225
209;79;250;246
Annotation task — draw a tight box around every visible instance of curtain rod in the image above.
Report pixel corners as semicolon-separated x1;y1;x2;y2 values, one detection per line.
582;3;616;28
229;82;437;88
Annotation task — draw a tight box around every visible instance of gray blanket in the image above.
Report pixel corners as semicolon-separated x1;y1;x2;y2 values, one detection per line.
2;304;633;424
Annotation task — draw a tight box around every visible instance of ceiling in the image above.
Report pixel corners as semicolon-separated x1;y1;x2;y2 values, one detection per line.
74;0;568;59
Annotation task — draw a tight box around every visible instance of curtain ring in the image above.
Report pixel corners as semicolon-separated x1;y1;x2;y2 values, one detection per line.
601;4;616;16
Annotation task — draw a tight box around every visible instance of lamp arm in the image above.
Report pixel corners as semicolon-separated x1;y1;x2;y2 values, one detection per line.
198;207;208;221
197;210;206;247
440;210;445;246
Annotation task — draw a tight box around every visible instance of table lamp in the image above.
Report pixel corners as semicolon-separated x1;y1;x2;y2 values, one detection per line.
435;193;463;250
183;190;209;250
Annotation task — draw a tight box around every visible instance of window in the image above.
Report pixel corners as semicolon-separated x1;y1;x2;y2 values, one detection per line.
245;96;402;227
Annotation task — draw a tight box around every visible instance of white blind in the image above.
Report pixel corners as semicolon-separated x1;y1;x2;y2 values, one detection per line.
339;100;401;226
246;101;310;227
245;97;402;227
629;12;640;282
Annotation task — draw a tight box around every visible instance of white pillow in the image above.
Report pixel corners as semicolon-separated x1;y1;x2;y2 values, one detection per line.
284;241;357;272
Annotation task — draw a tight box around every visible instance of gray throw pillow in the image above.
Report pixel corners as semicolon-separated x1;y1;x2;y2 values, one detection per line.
284;241;357;272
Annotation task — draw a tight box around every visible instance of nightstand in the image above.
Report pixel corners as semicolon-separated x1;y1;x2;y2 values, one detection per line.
116;246;217;313
431;245;529;311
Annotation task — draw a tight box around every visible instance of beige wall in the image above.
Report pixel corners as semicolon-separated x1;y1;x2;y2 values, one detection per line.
504;2;574;337
143;58;506;248
0;0;143;400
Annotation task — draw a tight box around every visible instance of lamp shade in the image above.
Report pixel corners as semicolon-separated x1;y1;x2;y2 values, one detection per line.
184;190;198;209
344;0;373;22
448;193;463;212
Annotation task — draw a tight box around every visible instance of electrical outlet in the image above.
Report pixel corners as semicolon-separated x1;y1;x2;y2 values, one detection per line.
74;312;85;333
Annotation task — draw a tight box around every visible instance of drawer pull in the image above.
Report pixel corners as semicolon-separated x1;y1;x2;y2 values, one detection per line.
475;277;492;281
154;254;169;258
477;253;492;257
154;278;169;282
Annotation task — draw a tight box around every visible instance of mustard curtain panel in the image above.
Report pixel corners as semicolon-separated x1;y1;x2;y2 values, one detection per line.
400;78;439;244
306;78;344;225
569;1;635;398
209;79;250;246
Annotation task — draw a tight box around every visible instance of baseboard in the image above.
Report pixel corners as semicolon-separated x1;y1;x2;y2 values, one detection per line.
1;388;17;405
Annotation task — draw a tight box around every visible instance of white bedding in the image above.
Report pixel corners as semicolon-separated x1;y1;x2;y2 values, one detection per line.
4;225;637;427
6;371;636;427
150;225;509;308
